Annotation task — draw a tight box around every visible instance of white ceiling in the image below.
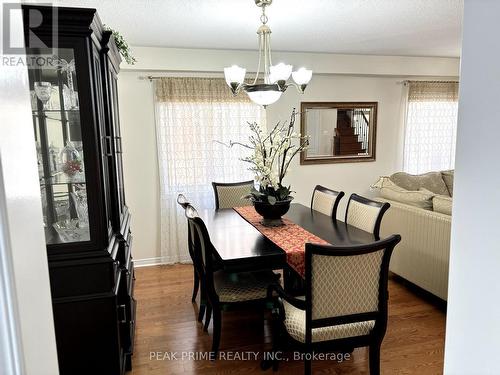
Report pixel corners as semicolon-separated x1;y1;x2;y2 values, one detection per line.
52;0;463;57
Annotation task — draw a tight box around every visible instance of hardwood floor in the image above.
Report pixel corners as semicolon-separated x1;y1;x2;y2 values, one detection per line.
130;264;445;375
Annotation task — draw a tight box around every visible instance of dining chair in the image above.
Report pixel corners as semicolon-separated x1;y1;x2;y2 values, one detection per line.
185;204;278;357
345;193;390;239
266;234;401;375
310;185;345;218
176;194;206;323
212;180;254;209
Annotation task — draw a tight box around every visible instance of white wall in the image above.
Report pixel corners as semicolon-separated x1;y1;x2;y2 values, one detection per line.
118;72;160;262
444;1;500;374
267;74;408;217
0;2;59;372
118;48;459;263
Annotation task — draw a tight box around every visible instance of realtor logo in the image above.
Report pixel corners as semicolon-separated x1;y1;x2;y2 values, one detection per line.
2;3;58;54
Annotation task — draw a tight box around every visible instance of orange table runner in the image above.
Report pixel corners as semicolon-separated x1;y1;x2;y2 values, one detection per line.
233;206;329;278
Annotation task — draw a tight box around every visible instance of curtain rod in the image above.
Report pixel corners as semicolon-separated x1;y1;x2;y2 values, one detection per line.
143;76;460;83
398;79;459;85
139;76;162;81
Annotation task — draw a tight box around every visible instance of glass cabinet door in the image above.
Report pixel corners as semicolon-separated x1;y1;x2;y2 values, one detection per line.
28;48;90;244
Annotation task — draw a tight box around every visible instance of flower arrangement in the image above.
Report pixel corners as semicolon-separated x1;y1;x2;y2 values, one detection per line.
62;159;83;177
224;108;309;205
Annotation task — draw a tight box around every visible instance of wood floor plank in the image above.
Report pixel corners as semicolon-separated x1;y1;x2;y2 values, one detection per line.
130;264;445;375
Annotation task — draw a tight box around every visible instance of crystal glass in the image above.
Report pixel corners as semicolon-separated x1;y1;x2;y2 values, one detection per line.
53;219;90;242
54;198;70;222
34;81;53;110
60;142;84;180
71;188;89;228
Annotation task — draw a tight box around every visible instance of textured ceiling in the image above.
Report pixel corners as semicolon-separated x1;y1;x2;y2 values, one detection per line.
52;0;463;57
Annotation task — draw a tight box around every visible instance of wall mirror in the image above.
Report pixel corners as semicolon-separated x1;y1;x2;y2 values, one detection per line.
300;102;377;164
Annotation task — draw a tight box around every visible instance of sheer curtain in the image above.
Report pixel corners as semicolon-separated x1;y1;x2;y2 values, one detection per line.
403;81;459;174
155;77;265;264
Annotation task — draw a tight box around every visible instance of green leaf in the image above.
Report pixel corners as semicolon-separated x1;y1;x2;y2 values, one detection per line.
268;196;277;205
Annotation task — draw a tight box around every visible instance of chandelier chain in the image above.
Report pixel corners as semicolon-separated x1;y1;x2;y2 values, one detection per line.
260;6;268;24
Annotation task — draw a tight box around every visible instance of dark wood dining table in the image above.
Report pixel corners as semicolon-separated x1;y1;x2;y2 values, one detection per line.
200;203;377;275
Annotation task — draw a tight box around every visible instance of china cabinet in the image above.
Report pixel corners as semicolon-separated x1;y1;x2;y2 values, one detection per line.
23;5;135;374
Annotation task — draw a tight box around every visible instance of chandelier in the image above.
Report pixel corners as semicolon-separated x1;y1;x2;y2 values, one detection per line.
224;0;312;107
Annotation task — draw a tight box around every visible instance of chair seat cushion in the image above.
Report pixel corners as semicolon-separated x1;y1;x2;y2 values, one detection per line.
283;300;375;343
214;270;278;303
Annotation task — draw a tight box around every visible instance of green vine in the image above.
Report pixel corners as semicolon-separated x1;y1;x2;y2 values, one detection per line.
104;26;136;65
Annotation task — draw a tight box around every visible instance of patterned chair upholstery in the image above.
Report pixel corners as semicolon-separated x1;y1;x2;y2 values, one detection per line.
345;193;390;239
310;185;345;218
185;204;278;356
214;271;277;303
212;180;254;209
267;235;401;375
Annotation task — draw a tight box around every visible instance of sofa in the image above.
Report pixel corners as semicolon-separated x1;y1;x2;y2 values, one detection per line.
373;170;454;301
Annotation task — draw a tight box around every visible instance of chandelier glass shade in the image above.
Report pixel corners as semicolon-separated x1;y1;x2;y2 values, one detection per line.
224;0;312;106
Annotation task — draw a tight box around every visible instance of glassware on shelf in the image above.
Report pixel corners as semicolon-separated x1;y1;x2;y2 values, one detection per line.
59;142;84;180
30;90;38;110
40;186;48;227
71;188;89;228
62;84;72;109
53;219;90;242
56;58;78;109
48;142;60;173
54;198;70;222
34;82;53;110
36;142;44;176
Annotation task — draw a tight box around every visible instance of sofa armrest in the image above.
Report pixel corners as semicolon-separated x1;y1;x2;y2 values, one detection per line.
374;197;451;300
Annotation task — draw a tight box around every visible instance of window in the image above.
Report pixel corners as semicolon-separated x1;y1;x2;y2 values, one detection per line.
154;77;265;263
403;81;459;174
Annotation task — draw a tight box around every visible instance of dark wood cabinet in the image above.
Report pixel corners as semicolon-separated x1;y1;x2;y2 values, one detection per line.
22;5;135;374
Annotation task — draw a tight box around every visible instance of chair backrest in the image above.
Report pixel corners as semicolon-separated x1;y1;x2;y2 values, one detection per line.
310;185;345;218
212;180;254;210
304;235;401;342
185;204;217;295
345;193;390;239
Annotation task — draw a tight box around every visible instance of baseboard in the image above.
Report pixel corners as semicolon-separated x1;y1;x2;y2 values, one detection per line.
133;257;167;268
132;257;192;268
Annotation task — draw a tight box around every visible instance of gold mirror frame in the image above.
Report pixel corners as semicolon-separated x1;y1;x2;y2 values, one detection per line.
300;102;378;164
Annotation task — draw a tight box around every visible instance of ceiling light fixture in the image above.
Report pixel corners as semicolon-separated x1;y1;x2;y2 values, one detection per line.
224;0;312;107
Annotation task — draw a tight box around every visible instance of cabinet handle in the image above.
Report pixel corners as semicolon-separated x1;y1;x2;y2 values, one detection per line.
103;136;113;156
114;136;122;154
119;304;127;323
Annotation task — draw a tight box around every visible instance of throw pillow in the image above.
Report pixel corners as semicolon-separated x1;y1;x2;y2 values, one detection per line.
441;170;454;197
380;185;435;210
390;171;450;196
370;176;396;189
433;194;453;215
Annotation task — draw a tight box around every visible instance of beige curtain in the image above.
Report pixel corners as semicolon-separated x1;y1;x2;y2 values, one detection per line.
403;81;459;174
155;77;255;103
154;77;265;263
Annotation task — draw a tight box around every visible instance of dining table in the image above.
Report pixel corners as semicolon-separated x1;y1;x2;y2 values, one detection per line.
200;203;377;283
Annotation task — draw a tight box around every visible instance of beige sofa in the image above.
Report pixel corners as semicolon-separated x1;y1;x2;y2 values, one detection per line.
374;171;453;300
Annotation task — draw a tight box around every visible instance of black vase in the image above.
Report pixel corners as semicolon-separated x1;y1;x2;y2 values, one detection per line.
252;197;293;227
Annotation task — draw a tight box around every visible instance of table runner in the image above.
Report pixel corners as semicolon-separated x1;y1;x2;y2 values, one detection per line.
233;206;329;278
